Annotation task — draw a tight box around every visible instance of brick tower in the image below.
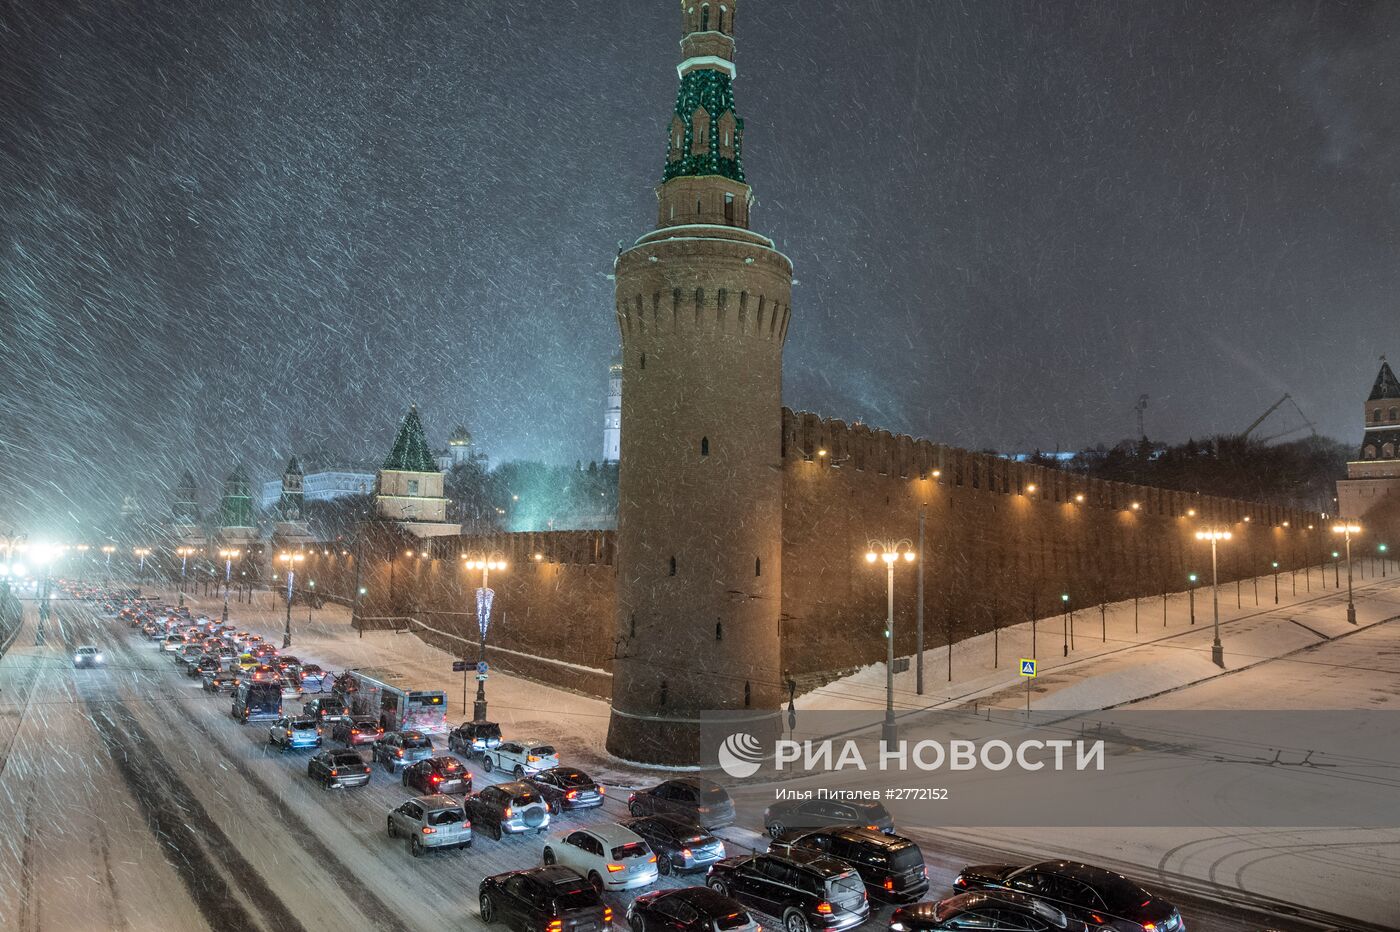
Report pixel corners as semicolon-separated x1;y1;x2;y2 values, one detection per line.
607;0;792;764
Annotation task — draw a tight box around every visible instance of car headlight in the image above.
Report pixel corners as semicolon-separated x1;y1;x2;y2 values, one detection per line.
95;654;103;662
74;654;82;662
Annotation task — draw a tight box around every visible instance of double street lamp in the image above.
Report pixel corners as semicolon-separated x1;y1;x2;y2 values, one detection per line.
1194;529;1231;668
133;547;151;584
1332;523;1361;625
176;546;195;604
865;539;917;747
219;549;241;622
278;551;305;648
463;553;507;721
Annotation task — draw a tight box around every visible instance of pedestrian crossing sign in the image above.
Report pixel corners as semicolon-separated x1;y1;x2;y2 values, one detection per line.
1019;659;1037;677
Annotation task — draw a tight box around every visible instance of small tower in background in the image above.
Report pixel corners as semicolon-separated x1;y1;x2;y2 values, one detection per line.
603;353;622;464
1336;357;1400;535
376;406;458;538
448;425;475;468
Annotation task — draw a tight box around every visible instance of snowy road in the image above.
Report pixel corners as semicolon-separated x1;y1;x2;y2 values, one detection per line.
0;596;1385;931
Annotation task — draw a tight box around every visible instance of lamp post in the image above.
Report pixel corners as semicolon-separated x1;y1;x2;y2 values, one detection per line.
133;548;150;585
1381;543;1389;578
176;546;194;604
278;551;305;648
1332;550;1340;588
31;544;59;644
866;540;916;747
1271;561;1279;605
1187;573;1198;625
219;549;240;622
1333;523;1361;625
463;552;507;721
101;545;114;584
1060;592;1070;656
1195;529;1231;668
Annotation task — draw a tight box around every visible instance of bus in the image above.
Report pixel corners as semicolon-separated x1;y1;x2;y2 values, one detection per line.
333;668;447;734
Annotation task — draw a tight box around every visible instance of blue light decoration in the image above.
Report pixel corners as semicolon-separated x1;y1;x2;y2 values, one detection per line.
476;586;495;640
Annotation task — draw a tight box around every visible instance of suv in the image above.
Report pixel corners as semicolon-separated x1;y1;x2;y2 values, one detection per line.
526;767;604;813
763;797;894;837
482;739;557;778
232;681;283;723
447;719;502;757
708;851;869;932
372;731;435;772
268;716;323;751
621;815;726;876
629;778;736;829
465;781;551;840
73;646;104;668
403;756;472;795
387;794;473;857
542;823;659;892
770;827;928;902
478;866;612;930
331;716;383;746
629;888;760;932
307;749;371;789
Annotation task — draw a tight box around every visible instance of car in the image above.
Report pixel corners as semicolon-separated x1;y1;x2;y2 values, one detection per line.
160;634;184;652
372;731;435;772
191;656;221;679
236;653;259;671
279;676;303;700
232;681;283;722
478;866;612;930
248;664;281;685
955;860;1184;932
620;814;726;876
203;670;240;694
630;777;736;830
482;738;558;778
707;851;869;932
628;886;761;932
447;719;501;757
73;646;104;668
542;823;659;892
307;748;372;788
769;827;928;902
465;781;551;840
331;716;383;746
387;794;473;856
526;767;605;813
763;797;894;837
304;697;351;724
298;664;327;691
403;756;472;795
176;645;203;669
890;891;1084;932
275;655;301;672
268;716;323;751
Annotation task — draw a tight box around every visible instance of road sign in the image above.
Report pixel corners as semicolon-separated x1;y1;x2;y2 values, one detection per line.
892;657;910;674
452;660;466;673
477;660;488;675
1019;659;1037;677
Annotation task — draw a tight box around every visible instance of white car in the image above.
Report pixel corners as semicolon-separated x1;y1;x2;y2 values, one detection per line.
73;646;104;668
482;739;558;777
543;823;658;892
280;677;304;701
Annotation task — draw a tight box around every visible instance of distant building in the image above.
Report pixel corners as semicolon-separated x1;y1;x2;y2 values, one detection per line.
603;354;622;463
1336;359;1400;522
375;406;458;538
261;468;375;509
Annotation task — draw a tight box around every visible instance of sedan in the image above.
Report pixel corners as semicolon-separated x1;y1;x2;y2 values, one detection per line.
629;887;759;932
891;892;1084;932
402;756;472;795
331;716;383;746
621;814;726;876
955;860;1183;932
307;749;371;789
629;777;736;830
526;767;605;813
763;797;894;837
542;823;658;892
268;717;323;751
203;670;240;694
387;794;473;857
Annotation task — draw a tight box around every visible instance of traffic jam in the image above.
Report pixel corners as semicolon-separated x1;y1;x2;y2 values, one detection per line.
71;585;1186;932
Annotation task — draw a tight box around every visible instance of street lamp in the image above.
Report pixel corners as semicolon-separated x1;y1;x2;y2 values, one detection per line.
1187;573;1198;625
463;552;508;720
101;544;115;583
1332;523;1361;625
1381;543;1390;578
1271;561;1279;605
278;551;305;648
1060;592;1071;656
866;539;917;747
133;547;151;584
219;549;240;622
176;546;195;604
1195;529;1231;668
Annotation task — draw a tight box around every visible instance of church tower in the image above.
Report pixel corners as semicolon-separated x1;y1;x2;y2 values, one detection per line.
1337;358;1400;526
607;0;791;764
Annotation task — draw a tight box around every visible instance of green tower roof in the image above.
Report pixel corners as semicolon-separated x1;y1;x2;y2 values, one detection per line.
1368;360;1400;401
383;406;438;473
661;68;745;184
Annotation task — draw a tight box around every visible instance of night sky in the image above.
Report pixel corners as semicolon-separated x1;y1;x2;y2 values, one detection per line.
3;0;1397;533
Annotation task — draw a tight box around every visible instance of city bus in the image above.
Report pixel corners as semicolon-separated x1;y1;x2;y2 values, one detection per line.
333;668;447;734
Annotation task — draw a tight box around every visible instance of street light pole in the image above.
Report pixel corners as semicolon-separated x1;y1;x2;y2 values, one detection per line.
1271;561;1279;605
278;551;304;648
463;552;507;721
1333;523;1361;625
866;539;916;748
1060;593;1070;657
1195;529;1231;668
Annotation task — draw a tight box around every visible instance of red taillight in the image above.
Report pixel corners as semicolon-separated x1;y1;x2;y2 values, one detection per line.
680;848;692;858
527;754;540;762
954;876;968;887
598;785;605;795
606;863;625;873
566;790;578;800
421;826;435;835
883;878;894;891
1143;924;1157;932
431;775;441;783
503;806;513;818
463;820;471;828
866;824;879;830
816;902;833;915
363;766;370;773
547;921;563;932
603;907;613;922
396;749;404;757
647;855;657;863
329;769;338;777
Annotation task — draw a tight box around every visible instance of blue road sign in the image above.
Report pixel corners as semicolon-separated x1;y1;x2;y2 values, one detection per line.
477;660;489;675
1019;659;1037;677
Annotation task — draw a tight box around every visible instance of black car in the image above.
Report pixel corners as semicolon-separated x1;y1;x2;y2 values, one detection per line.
707;851;869;932
478;865;612;931
621;814;727;876
306;749;372;789
190;656;220;678
526;767;605;813
769;827;928;902
629;886;760;932
448;719;502;757
303;697;351;724
891;891;1085;932
956;860;1184;932
403;755;473;795
629;777;736;829
763;797;894;837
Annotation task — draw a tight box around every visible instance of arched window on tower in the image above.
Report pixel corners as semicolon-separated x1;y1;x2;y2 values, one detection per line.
718;111;737;159
669;116;685;162
630;613;636;638
669;555;677;576
700;3;709;31
1391;406;1398;421
744;680;751;707
715;620;723;641
755;556;761;577
1365;445;1377;459
700;436;709;456
1384;442;1395;458
691;108;710;156
1374;409;1383;423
